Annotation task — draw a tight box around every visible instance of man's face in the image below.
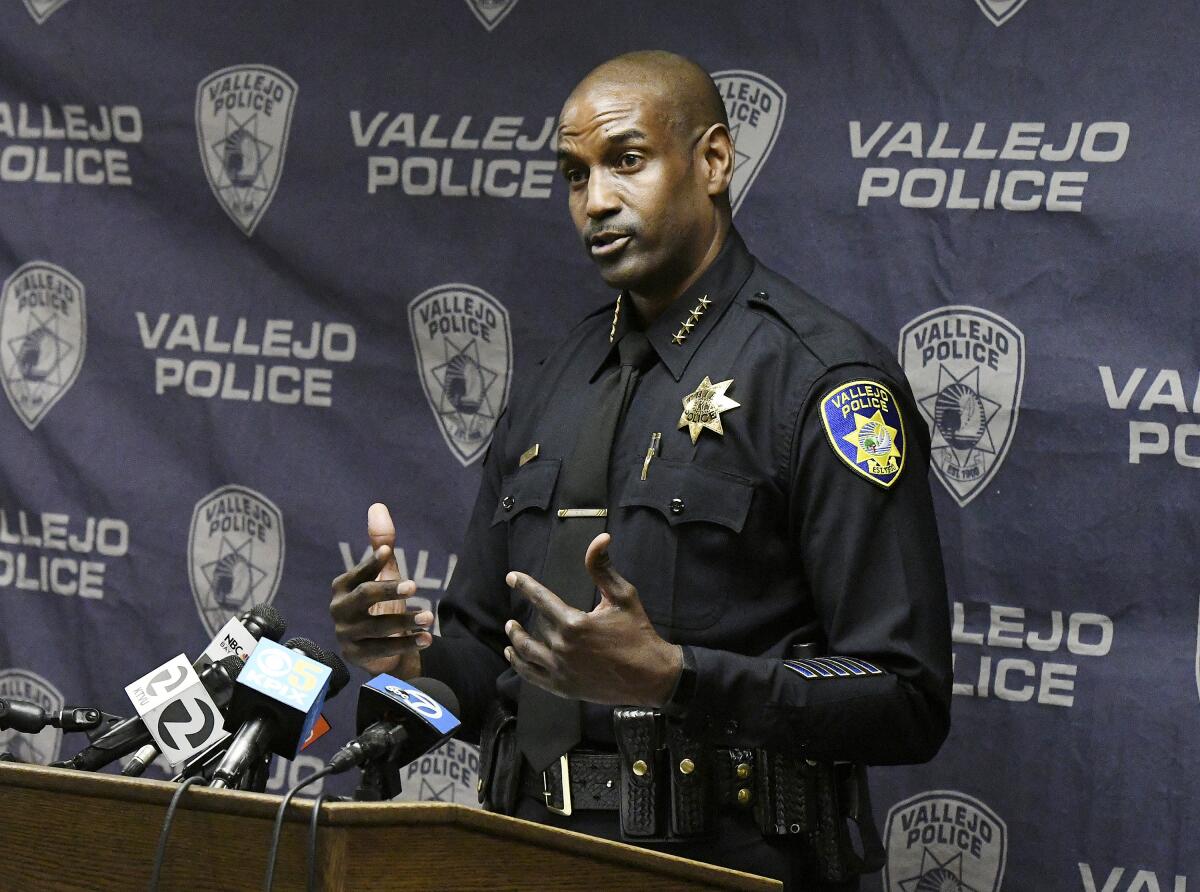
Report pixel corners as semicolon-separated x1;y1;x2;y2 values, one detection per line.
557;81;712;296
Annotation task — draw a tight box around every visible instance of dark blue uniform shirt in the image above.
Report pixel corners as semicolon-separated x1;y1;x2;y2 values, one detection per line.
423;231;951;765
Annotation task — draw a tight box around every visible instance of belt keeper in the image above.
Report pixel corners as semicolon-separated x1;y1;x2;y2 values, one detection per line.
612;706;664;838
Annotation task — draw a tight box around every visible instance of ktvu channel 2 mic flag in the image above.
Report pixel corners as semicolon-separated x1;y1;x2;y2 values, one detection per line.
0;2;1196;887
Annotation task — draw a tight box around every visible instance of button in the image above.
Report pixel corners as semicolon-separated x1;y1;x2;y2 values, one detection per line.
477;778;483;793
806;759;818;767
670;498;685;514
754;290;769;301
678;758;695;775
736;788;752;806
501;495;514;510
789;823;802;834
632;759;649;777
735;762;751;780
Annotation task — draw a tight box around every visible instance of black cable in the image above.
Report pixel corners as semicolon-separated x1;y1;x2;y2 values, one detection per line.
149;775;206;891
305;792;326;892
263;766;335;892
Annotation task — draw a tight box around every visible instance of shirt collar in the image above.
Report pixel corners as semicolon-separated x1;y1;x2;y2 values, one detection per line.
589;230;755;382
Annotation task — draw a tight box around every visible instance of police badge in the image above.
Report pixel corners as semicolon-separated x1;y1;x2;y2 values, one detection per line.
973;0;1031;26
820;380;905;488
188;485;285;638
465;0;518;31
22;0;72;24
0;262;86;430
409;284;513;467
883;790;1007;892
899;306;1025;506
196;65;298;236
711;70;786;215
0;669;65;764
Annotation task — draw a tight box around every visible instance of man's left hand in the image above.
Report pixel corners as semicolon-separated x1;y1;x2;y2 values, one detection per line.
503;533;683;706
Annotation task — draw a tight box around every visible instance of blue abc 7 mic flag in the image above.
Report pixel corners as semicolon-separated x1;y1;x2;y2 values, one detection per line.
228;638;331;759
358;675;461;742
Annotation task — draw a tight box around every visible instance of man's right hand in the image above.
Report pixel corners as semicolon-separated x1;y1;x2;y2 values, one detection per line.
330;503;433;678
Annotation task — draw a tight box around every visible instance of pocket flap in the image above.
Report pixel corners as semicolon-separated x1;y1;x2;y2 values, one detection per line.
491;459;561;525
617;460;753;532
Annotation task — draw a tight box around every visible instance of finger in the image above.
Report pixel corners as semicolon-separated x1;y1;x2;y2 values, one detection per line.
505;571;579;629
341;610;434;642
330;577;405;622
367;579;420;616
504;619;554;670
347;633;432;665
332;545;394;596
367;503;401;580
584;533;636;606
504;645;556;694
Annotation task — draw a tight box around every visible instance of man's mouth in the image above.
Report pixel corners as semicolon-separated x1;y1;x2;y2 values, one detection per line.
588;231;632;258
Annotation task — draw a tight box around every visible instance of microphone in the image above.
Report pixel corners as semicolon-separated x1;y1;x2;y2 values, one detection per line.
57;655;244;772
0;700;103;734
328;676;461;774
208;638;349;790
193;605;288;671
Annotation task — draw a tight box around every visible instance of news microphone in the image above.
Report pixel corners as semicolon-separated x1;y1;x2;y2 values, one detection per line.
208;638;349;790
328;676;461;774
0;700;103;734
193;605;288;672
57;655;244;772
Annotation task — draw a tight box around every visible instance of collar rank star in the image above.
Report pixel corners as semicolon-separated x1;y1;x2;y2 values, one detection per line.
678;376;740;444
819;379;905;488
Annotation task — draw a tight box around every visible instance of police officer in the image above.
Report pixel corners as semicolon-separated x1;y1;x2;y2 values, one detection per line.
330;51;951;889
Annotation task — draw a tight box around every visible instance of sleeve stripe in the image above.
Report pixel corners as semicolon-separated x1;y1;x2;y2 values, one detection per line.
782;656;884;679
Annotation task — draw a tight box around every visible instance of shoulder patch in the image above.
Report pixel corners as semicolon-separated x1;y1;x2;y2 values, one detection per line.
818;379;905;488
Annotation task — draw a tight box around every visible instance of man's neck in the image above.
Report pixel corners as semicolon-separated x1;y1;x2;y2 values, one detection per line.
628;219;730;327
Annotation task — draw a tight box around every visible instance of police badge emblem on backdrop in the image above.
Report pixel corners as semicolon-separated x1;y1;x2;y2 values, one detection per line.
195;65;298;236
409;284;512;467
21;0;71;24
188;485;285;637
899;306;1025;506
465;0;518;31
0;262;86;430
883;790;1007;892
711;70;786;215
974;0;1031;26
0;669;65;763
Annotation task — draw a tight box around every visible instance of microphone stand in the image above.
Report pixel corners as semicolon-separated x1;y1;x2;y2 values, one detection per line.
353;752;403;801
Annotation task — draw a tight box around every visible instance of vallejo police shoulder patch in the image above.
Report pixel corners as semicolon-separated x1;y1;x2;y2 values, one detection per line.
819;379;905;488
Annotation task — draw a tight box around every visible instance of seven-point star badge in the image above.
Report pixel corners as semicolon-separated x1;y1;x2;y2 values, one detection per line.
678;376;740;444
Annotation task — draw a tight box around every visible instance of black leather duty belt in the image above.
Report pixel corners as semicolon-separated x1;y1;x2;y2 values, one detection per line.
520;750;623;814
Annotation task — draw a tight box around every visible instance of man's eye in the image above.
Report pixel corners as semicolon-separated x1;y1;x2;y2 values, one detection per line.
563;167;587;185
616;153;642;169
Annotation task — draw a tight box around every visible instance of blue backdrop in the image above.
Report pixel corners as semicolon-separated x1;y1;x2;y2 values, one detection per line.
1;2;1195;889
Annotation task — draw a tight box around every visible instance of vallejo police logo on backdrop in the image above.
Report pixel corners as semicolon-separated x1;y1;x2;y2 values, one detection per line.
974;0;1031;26
465;0;517;31
196;65;298;236
883;790;1007;892
0;669;64;764
711;70;786;216
409;284;512;467
22;0;71;23
899;306;1024;506
0;262;86;430
188;485;285;637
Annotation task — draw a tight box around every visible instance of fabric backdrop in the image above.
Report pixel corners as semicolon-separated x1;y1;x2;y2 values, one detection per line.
0;2;1195;889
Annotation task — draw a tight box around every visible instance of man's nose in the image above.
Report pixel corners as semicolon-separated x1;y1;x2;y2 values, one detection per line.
585;168;620;218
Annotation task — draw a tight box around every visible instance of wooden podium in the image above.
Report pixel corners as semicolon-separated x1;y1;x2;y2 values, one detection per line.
0;763;780;890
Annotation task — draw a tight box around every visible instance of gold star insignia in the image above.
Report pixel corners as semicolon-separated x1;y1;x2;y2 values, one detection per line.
697;295;711;309
680;319;694;332
678;376;740;444
842;410;901;473
671;332;686;345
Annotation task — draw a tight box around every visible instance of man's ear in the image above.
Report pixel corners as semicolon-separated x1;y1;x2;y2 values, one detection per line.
696;123;734;198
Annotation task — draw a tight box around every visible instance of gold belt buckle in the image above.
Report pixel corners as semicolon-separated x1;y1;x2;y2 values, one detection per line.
542;754;573;816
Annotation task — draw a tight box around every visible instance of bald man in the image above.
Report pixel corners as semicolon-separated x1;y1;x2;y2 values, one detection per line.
331;51;951;890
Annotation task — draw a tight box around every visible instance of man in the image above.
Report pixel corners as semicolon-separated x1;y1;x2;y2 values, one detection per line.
331;51;951;889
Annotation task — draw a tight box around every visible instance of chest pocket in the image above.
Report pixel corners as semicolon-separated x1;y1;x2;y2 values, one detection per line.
491;459;561;580
613;459;754;631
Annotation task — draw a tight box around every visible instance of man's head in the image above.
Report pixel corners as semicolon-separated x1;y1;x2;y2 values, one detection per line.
557;51;734;304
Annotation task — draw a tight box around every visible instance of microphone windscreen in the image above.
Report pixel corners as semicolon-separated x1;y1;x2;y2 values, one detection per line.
215;654;245;681
241;604;287;641
284;638;351;697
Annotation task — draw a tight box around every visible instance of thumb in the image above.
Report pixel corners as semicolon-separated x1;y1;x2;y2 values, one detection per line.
367;502;400;581
585;533;636;607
